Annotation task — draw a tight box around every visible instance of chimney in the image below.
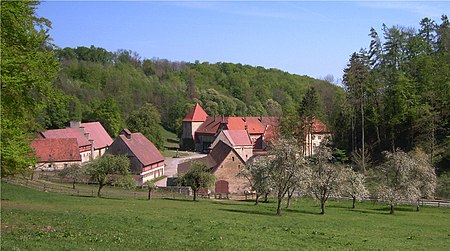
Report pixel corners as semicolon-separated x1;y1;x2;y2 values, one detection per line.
121;128;132;139
70;121;81;128
89;139;94;160
84;132;90;140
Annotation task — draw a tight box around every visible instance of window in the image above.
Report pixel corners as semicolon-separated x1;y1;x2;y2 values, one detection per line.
318;136;322;140
232;156;235;161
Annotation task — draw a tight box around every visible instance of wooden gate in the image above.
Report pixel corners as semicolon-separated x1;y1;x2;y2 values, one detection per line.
215;180;229;194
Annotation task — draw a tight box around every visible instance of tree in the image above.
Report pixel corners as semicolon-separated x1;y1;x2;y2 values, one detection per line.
342;169;369;209
409;149;437;211
240;156;272;205
376;149;436;214
266;137;309;216
1;0;60;176
85;154;131;197
126;103;164;149
145;180;157;200
308;142;347;214
178;162;216;201
85;97;125;137
59;163;84;189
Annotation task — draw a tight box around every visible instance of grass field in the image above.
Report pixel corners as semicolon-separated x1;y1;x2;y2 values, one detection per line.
1;182;449;250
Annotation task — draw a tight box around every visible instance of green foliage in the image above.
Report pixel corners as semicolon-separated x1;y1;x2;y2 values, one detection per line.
59;163;84;189
178;162;216;201
85;97;125;137
85;154;131;197
1;0;60;176
126;103;164;149
436;172;450;199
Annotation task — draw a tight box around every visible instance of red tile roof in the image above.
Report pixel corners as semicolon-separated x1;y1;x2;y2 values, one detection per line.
80;122;112;149
196;116;280;135
30;138;81;162
118;131;164;167
223;130;252;146
183;103;208;122
311;119;330;133
41;128;91;147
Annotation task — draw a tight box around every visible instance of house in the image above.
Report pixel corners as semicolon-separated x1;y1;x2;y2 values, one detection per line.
30;138;81;170
180;103;280;152
40;127;93;163
79;122;112;159
304;119;332;157
178;141;249;194
210;130;253;161
108;129;165;186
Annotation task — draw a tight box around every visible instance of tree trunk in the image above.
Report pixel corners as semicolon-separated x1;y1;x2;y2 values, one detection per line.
193;189;197;201
352;196;356;209
276;196;283;216
320;200;325;214
148;189;152;200
390;204;394;214
97;184;104;197
255;193;260;205
361;97;365;173
286;194;292;209
72;180;76;189
416;199;420;212
264;193;269;203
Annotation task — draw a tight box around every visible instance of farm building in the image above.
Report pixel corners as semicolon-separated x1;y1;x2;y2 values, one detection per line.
108;129;165;186
30;138;82;170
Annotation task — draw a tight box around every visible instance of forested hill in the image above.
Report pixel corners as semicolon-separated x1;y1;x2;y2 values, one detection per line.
48;46;343;137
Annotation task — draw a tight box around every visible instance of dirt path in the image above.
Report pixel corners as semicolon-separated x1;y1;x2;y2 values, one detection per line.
155;151;206;187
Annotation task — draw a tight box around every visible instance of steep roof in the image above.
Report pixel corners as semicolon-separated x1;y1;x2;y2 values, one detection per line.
41;128;91;147
118;130;164;167
80;122;112;149
223;130;252;146
311;119;330;133
30;138;81;162
178;141;244;174
183;103;208;122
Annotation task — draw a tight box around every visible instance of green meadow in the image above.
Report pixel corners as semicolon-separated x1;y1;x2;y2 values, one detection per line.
1;182;449;250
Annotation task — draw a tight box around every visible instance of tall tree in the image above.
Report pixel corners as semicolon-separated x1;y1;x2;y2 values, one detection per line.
126;103;165;149
178;162;216;201
1;0;60;176
343;51;370;172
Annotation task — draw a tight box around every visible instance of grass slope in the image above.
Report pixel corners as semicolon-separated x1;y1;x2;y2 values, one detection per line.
1;182;449;250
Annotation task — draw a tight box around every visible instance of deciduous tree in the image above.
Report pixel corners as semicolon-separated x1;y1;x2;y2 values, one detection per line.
178;162;215;201
85;154;131;197
59;163;84;189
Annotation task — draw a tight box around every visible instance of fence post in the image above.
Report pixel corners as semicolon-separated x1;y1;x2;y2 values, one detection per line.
438;201;440;207
43;184;46;192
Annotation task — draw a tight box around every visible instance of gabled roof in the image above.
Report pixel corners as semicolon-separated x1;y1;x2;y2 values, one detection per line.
30;138;81;162
41;128;91;147
223;130;252;146
80;122;112;149
117;130;164;167
178;141;244;174
183;103;208;122
311;119;330;133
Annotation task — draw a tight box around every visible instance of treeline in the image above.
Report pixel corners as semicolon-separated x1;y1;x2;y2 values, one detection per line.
336;16;450;173
48;46;342;138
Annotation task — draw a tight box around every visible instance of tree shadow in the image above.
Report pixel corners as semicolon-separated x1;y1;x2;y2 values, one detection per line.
348;208;388;215
284;208;322;215
219;208;277;216
162;198;197;203
374;206;415;213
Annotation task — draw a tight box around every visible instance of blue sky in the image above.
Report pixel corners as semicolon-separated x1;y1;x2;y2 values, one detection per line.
37;1;449;82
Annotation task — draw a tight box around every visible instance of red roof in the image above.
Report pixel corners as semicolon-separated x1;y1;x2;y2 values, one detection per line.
183;103;208;122
41;128;91;147
118;132;164;167
81;122;112;149
311;119;330;133
196;116;280;135
31;138;81;162
223;130;252;146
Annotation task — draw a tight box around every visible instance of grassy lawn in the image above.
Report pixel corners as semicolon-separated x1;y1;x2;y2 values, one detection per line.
162;128;180;149
1;182;449;250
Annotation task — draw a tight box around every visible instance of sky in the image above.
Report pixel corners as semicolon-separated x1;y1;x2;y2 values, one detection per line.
37;1;449;82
